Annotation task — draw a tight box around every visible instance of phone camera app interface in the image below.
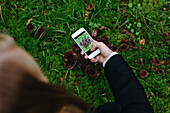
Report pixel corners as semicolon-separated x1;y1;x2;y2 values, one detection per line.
75;31;93;54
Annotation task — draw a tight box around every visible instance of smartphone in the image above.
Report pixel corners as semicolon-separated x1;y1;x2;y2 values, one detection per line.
71;28;100;59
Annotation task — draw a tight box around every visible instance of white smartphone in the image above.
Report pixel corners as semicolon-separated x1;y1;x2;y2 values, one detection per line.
71;28;100;59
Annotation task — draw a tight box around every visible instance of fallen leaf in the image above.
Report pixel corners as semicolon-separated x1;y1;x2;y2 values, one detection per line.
139;38;145;45
32;15;39;17
26;18;33;25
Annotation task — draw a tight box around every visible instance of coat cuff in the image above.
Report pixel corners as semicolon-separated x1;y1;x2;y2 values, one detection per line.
102;52;118;67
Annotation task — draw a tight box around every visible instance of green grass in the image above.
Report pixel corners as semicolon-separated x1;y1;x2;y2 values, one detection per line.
0;0;169;113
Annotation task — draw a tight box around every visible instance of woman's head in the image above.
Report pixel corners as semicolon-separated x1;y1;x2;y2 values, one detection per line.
0;34;48;82
0;34;91;113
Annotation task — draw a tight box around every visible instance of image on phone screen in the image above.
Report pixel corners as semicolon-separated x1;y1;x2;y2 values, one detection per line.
75;31;95;55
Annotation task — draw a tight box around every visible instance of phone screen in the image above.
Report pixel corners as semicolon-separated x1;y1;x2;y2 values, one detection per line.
75;31;94;55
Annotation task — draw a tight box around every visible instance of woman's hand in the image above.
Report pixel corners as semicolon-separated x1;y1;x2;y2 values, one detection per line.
81;41;113;64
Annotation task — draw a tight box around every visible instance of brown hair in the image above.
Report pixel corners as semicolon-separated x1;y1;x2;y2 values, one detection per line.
0;34;92;113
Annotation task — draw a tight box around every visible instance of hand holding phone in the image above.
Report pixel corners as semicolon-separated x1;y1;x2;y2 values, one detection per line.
72;28;100;59
81;41;113;64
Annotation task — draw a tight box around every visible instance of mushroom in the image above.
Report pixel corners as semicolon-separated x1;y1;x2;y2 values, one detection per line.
119;39;127;45
153;58;161;66
72;43;80;52
158;69;165;74
119;43;129;51
86;3;95;10
139;69;148;78
97;35;110;47
135;58;143;65
129;39;138;49
77;54;88;69
85;64;99;79
64;51;78;69
109;45;118;52
149;60;154;64
36;27;46;39
153;65;158;72
26;23;36;37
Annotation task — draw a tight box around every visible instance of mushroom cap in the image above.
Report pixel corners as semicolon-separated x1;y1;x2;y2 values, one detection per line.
135;58;143;65
86;3;95;10
97;35;110;47
153;65;158;72
85;64;99;79
64;51;78;69
26;23;35;33
149;60;154;64
119;39;127;45
153;58;161;66
72;43;80;52
139;69;148;78
26;23;36;37
109;45;118;52
150;58;161;66
77;54;88;69
36;27;46;39
119;43;129;51
158;69;165;74
129;39;138;49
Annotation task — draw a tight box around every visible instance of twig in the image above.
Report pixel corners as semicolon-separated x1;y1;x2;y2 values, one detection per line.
0;5;8;28
141;14;164;36
136;7;138;31
137;8;164;35
130;66;139;70
141;14;165;33
160;22;164;33
126;51;138;59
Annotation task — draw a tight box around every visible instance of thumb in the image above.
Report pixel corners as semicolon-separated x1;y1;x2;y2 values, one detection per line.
91;41;101;51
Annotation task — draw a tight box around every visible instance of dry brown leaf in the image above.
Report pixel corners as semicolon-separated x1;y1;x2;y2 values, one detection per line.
139;39;145;45
32;15;39;17
26;18;33;25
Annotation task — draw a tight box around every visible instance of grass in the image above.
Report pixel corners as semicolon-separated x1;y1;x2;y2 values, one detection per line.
0;0;169;112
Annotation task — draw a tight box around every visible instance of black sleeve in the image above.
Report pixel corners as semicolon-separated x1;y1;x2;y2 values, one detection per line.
104;54;154;113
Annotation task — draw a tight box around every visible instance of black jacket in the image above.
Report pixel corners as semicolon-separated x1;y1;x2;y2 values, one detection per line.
94;54;154;113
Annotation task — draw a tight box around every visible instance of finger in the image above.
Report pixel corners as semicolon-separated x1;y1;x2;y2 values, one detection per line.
84;55;88;59
81;51;84;55
91;41;101;51
91;42;97;51
91;59;95;63
94;55;100;62
91;55;100;63
93;40;97;42
91;58;95;61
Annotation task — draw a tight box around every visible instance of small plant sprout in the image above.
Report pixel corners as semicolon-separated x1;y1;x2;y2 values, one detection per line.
131;29;134;33
137;3;142;10
137;22;142;28
128;3;133;8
